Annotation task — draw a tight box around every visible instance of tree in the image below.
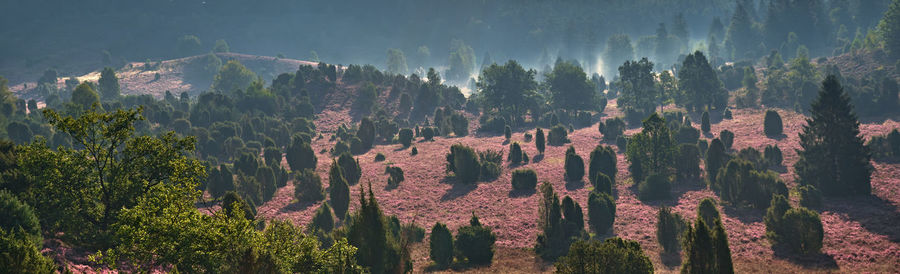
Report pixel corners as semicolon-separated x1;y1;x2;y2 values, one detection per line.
706;138;728;182
588;191;615;234
358;117;376;150
309;202;335;233
222;191;255;220
701;111;711;132
674;143;702;182
337;152;361;186
386;48;408;75
476;60;539;121
0;190;56;272
794;76;872;196
764;109;783;136
286;136;316;172
879;0;900;59
508;142;523;165
455;214;496;265
212;60;256;93
697;198;721;229
328;160;350;219
564;146;585;182
447;39;476;82
535;182;585;260
724;3;757;59
18;107;203;246
588;145;617;186
554;238;653;274
678;51;727;111
294;169;324;203
656;207;687;253
99;67;120;100
548;61;596;112
535;128;546;154
603;34;635;77
176;35;203;57
72;82;101;110
618;58;657;121
429;222;454;267
626;113;675;183
346;185;406;273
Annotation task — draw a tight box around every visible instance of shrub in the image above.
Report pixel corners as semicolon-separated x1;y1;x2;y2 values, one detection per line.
675;124;700;144
535;128;546;154
477;115;506;133
0;191;42;243
411;146;418;155
337;152;361;185
656;207;687;253
697;139;709;157
449;112;469;136
429;222;454;267
638;173;671;201
535;182;587;260
374;153;386;162
706;138;728;182
764;194;791;245
358;117;376;149
588;191;616;234
256;166;277;202
616;135;628;151
797;185;823;208
562;196;585;233
504;125;512;139
263;146;282;167
589;145;617;186
701;111;711;132
592;173;614;195
764;144;783;166
0;191;55;272
222;191;255;220
781;207;824;255
208;165;235;199
697;198;721;228
723;108;733;119
478;149;504;180
422;127;435;140
554;238;653;274
564;146;585;182
455;215;496;265
386;166;405;186
511;169;538;191
402;223;426;243
508;142;523;165
719;130;734;150
398;128;414;147
736;147;768;171
715;158;788;208
764;110;783;136
548;125;569;146
328;161;351;219
576;111;592;128
332;140;350;156
309;202;335;232
674;144;702;183
599;117;626;142
524;132;533;142
294;169;325;203
446;144;480;184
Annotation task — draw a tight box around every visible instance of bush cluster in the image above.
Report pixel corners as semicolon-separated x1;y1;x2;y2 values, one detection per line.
554;238;653;274
548;125;568;146
714;158;788;208
511;169;538;191
386;166;405;187
588;145;617;187
637;173;671;201
598;117;626;142
765;195;823;255
455;215;496;265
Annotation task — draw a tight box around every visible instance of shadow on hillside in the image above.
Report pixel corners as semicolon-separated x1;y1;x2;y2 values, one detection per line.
772;247;838;270
721;204;764;224
440;178;477;201
532;154;545;163
508;188;536;198
565;179;585;191
766;133;787;141
279;200;317;213
825;195;900;243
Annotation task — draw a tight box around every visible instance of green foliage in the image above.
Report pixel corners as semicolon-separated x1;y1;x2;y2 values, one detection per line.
212;39;229;53
554;238;653;274
587;191;616;234
681;216;733;274
764;110;783;136
455;214;496;265
599;117;626;142
337;152;361;186
475;60;539;122
212;60;256;93
256;166;277;202
346;185;408;273
677;51;727;111
176;35;203;57
548;125;568;146
508;142;523;165
294;169;324;203
447;39;476;82
705;138;728;182
618;58;657;121
0;191;54;273
878;0;900;59
358;117;376;150
674;143;701;183
535;127;546;153
446;144;480;184
626;113;675;183
72;82;101;110
535;182;586;261
286;136;316;172
328;160;350;219
638;173;671;201
656;207;687;253
781;207;824;255
309;202;334;233
511;169;538;191
697;198;721;229
478;149;503;181
701;111;711;132
795;76;872;196
504;125;512;139
548;61;596;111
429;222;454;267
99;67;120;100
386;48;408;74
223;191;255;220
719;130;734;150
588;145;617;187
797;185;823;208
398;128;414;147
764;144;783;166
564;146;584;182
386;166;404;187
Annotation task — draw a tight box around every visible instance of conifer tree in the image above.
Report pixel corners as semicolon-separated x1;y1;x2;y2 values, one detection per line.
535;128;546;154
794;76;872;196
328;160;350;219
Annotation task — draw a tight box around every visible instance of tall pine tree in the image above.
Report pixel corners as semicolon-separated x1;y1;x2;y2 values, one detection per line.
794;75;872;196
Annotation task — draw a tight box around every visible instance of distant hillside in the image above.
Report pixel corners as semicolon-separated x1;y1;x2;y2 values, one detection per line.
9;52;320;100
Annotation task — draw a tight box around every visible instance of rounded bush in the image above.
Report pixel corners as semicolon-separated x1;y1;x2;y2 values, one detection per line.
764;110;783;137
386;166;405;186
337;152;361;185
504;125;512;139
455;216;496;265
588;191;616;234
697;198;721;228
511;169;538;191
797;185;822;208
411;146;418;155
592;173;613;195
564;146;584;182
422;127;435;141
589;145;617;186
782;207;824;255
398;128;414;147
429;222;454;267
309;202;335;232
446;144;481;184
294;169;325;203
374;153;386;162
638;173;670;201
548;125;568;146
508;142;523;165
